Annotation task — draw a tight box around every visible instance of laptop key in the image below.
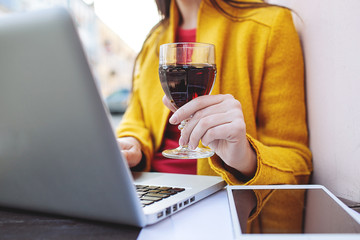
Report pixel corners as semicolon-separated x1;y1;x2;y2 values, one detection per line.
141;200;154;205
172;188;185;192
137;192;147;197
146;193;170;198
136;185;187;207
137;188;149;192
159;190;177;195
142;196;163;202
147;189;161;193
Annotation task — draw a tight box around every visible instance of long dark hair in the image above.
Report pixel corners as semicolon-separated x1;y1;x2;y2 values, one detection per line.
155;0;283;21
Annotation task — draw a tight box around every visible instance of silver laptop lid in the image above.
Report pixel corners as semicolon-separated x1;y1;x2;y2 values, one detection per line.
0;8;146;227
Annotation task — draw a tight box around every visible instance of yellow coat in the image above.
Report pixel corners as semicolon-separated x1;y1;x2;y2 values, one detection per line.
116;0;312;185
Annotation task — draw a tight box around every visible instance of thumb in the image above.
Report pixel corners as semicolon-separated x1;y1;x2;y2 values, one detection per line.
162;95;177;112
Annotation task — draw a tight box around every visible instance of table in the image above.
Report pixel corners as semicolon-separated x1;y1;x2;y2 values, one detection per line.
138;190;233;240
0;208;141;239
1;188;359;240
0;190;232;240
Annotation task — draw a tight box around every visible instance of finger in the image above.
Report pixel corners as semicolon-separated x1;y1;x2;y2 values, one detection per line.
170;94;229;124
117;137;142;167
201;119;246;147
179;103;229;146
179;98;243;146
185;112;235;149
117;138;131;151
121;149;141;167
162;95;177;112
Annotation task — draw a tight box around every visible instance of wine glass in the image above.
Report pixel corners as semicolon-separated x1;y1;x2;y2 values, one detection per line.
159;42;216;159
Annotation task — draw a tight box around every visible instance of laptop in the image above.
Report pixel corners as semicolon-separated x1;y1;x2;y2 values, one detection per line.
0;8;226;227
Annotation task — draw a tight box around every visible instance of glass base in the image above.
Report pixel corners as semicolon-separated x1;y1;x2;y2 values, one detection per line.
162;146;214;159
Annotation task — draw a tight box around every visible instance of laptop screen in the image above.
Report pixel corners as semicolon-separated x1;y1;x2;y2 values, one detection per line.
231;188;360;234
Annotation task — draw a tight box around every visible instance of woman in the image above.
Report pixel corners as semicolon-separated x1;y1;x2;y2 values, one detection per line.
116;0;312;185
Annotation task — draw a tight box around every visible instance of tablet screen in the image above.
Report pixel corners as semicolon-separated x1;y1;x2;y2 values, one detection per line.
231;188;360;234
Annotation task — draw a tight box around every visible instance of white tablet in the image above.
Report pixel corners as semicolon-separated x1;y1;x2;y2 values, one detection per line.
227;185;360;239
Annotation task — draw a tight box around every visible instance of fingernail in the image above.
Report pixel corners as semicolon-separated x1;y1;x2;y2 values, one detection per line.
179;138;185;147
169;114;177;124
188;144;195;150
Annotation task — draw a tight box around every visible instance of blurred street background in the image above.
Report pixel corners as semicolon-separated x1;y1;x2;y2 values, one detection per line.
0;0;159;116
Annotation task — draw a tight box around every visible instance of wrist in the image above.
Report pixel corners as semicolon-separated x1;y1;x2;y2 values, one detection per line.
241;141;257;178
224;140;257;180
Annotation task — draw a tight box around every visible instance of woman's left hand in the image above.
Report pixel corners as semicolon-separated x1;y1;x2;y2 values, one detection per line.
163;94;257;178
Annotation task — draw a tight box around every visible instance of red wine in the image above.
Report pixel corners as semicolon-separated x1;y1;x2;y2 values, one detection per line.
159;64;216;108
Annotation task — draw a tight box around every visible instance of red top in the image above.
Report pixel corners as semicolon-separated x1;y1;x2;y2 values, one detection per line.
151;28;197;174
176;27;197;42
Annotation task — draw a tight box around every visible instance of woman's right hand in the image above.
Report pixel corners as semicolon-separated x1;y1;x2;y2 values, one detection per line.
117;137;142;167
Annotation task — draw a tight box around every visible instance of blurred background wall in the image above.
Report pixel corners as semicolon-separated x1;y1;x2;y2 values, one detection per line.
0;0;159;113
269;0;360;203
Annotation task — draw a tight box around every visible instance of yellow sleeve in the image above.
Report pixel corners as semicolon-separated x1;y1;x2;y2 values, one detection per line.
116;46;153;171
210;9;312;185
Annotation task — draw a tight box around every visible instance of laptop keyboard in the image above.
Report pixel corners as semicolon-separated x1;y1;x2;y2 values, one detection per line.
136;185;185;207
